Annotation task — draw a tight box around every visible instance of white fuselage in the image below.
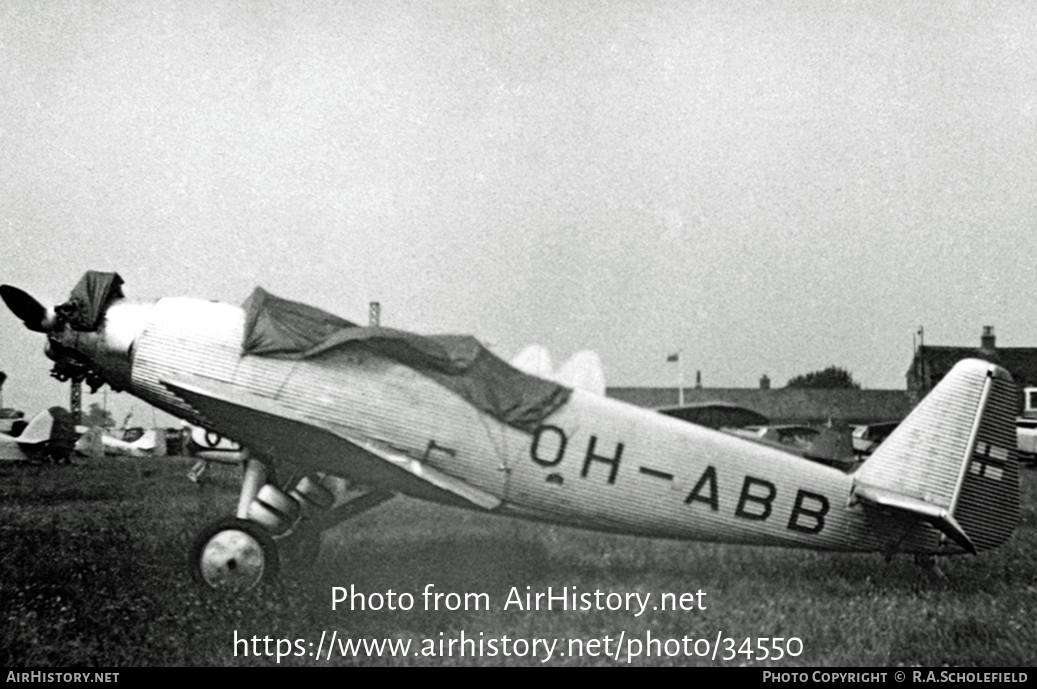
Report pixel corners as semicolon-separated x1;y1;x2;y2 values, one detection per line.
118;297;935;553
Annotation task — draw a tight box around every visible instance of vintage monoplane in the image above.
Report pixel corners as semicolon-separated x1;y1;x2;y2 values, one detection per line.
0;406;78;462
0;272;1021;590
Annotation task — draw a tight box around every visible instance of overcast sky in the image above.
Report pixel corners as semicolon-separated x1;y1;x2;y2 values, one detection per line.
2;0;1036;423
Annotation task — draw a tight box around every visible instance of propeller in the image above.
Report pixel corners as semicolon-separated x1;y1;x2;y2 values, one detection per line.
0;284;55;332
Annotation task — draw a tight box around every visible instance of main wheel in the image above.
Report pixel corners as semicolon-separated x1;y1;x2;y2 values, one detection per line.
190;518;280;591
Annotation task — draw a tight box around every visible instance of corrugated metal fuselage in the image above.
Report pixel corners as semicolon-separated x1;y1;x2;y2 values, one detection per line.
127;297;938;554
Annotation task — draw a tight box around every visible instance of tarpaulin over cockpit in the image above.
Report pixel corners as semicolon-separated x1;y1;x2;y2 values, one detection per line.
241;288;571;432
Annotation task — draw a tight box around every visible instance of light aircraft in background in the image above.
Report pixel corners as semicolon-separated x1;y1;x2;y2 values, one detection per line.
852;421;901;456
0;406;155;461
182;423;244;459
510;344;606;396
0;408;26;435
656;403;858;469
724;422;858;470
181;422;246;482
656;401;770;430
80;426;161;458
0;273;1022;592
0;407;77;462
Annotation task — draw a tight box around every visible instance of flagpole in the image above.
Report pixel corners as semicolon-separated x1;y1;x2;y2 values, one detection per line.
678;351;684;407
666;351;684;406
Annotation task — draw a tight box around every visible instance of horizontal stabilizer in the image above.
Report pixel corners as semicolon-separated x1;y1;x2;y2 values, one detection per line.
853;484;976;554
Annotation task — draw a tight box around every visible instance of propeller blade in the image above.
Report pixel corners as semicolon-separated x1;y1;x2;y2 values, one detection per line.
0;285;52;332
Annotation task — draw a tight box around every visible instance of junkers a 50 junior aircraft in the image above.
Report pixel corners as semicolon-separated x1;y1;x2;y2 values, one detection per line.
0;272;1021;590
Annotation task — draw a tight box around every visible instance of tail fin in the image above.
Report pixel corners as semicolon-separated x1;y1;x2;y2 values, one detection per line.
853;359;1020;554
510;345;608;395
511;345;554;378
554;350;606;396
12;409;56;444
803;421;856;468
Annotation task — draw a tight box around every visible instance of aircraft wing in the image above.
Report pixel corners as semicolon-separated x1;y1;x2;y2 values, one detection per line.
161;375;501;511
658;402;769;429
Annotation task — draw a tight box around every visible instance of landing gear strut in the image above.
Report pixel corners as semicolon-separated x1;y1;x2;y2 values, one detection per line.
189;458;392;591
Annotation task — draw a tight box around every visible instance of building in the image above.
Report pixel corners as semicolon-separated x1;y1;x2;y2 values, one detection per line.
907;326;1037;417
609;326;1037;429
607;377;912;427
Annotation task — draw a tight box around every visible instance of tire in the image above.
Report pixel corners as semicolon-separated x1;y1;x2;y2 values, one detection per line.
189;517;280;591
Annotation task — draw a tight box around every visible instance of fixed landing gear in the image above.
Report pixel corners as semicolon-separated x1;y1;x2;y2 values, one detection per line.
191;470;323;589
189;460;389;591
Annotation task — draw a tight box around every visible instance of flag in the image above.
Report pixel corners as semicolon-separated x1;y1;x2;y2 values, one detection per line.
666;353;680;363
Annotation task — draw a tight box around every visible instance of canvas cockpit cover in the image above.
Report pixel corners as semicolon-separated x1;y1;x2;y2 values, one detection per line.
242;288;571;432
57;272;125;331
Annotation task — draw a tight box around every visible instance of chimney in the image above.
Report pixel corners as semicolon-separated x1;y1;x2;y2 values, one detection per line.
760;374;771;390
980;325;995;352
695;370;702;389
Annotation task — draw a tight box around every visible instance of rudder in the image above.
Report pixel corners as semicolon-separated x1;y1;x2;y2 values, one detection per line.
853;359;1020;553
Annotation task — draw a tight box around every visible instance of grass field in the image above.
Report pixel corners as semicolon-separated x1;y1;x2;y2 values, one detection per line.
1;456;1034;667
